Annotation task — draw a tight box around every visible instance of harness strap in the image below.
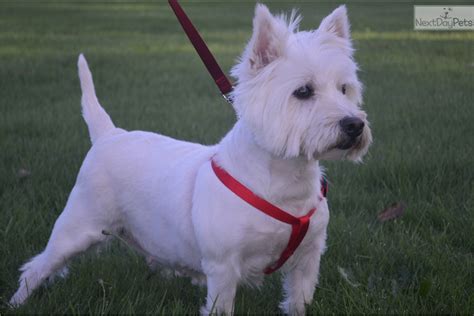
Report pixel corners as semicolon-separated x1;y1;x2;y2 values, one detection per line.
211;159;326;274
168;0;233;102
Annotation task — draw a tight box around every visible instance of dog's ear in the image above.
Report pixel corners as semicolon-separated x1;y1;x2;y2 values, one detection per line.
317;5;351;41
247;4;288;71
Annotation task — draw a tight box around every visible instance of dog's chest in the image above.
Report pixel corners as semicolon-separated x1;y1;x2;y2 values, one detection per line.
227;196;329;277
227;202;327;283
192;158;329;277
243;197;328;248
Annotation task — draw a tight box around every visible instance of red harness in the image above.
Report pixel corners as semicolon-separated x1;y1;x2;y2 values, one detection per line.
169;0;329;273
211;159;327;274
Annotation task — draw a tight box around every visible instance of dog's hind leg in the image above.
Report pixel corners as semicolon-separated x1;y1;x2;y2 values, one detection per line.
9;185;110;307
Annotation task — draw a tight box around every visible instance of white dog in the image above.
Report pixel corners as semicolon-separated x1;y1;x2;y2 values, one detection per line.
10;4;372;315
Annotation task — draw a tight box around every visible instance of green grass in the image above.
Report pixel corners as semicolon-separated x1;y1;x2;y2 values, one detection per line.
1;1;473;314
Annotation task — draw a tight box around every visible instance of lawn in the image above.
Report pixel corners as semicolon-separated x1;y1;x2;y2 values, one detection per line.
0;0;473;314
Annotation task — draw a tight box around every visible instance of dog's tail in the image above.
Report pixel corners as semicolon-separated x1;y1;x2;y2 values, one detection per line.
77;54;116;144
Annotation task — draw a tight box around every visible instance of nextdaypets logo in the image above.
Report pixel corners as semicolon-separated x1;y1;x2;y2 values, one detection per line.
414;6;474;30
440;7;452;20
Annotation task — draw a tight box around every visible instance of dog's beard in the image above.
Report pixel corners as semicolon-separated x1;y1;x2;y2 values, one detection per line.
335;136;360;150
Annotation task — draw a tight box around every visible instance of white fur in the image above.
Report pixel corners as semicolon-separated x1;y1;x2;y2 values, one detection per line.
10;4;372;315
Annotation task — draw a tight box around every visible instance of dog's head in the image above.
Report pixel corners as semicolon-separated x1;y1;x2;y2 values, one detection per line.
231;4;372;162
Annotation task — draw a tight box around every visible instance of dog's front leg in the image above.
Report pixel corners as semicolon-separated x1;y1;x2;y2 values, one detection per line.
201;261;238;315
280;232;327;316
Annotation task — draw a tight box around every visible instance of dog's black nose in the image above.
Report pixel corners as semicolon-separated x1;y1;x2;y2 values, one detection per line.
340;116;365;138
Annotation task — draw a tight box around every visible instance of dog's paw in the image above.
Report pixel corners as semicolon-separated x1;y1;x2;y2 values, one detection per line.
279;300;306;316
9;289;27;308
200;304;211;316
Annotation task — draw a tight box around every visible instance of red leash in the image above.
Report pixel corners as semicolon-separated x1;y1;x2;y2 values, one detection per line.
212;159;327;274
168;0;233;104
169;1;328;274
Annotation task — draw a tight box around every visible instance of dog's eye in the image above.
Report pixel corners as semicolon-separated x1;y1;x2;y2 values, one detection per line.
293;85;314;100
341;84;347;95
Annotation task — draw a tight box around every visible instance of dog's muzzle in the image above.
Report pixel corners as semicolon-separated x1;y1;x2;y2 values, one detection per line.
336;116;365;150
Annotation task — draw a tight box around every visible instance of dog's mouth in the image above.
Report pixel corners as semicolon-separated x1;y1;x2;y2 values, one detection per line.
335;136;360;150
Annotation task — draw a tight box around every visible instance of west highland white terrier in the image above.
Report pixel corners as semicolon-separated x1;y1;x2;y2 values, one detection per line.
10;4;372;315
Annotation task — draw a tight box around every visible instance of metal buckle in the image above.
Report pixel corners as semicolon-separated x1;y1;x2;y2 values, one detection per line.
222;90;234;105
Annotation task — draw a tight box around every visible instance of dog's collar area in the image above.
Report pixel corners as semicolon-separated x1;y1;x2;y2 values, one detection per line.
211;159;327;274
